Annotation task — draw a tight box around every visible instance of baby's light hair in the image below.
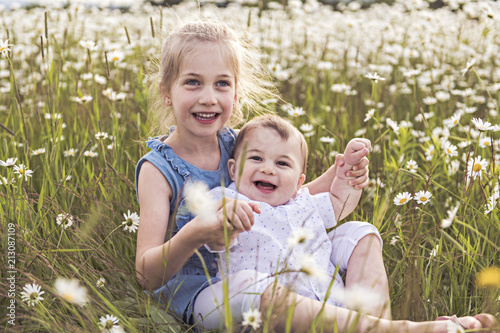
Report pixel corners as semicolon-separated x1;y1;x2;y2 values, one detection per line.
147;18;277;135
233;115;308;173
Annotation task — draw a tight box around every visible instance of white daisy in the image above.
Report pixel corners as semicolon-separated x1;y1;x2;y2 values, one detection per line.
122;210;140;233
364;108;375;122
479;136;493;148
83;151;98;157
467;156;488;180
31;148;46;156
441;203;460;228
0;157;17;167
287;106;305;117
406;160;418;173
99;314;121;333
414;190;432;205
79;40;97;51
299;123;313;133
394;192;412;206
443;141;458;158
107;50;124;63
95;132;109;140
444;114;460;128
96;277;106;288
287;227;314;248
56;213;74;229
319;136;335;144
429;244;439;258
184;181;217;223
20;283;44;306
386;118;400;135
364;72;385;82
298;254;328;281
13;164;34;181
54;278;88;306
333;283;386;314
448;160;460;176
471;118;493;132
242;308;262;330
64;148;78;157
0;39;12;56
425;145;435;161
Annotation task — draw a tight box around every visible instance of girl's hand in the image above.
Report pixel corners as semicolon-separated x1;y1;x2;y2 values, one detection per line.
206;198;260;250
335;154;370;189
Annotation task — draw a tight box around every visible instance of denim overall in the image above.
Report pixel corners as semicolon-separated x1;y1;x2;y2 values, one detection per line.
135;126;236;323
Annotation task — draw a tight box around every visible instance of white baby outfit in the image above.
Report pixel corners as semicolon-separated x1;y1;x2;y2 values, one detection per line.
193;182;381;329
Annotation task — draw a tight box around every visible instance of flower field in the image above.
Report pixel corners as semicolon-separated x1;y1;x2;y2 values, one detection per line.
1;0;499;331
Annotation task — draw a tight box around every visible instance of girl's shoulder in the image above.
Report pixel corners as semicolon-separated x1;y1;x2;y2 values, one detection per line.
218;127;238;155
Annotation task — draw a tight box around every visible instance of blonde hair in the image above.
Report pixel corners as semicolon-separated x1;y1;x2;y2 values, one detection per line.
147;19;277;135
233;115;308;173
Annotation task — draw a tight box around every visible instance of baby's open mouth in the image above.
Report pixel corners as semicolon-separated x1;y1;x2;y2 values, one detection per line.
254;181;277;190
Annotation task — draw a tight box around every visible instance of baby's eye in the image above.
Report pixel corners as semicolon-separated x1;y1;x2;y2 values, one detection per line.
249;156;262;161
276;161;290;167
185;79;200;86
216;80;230;87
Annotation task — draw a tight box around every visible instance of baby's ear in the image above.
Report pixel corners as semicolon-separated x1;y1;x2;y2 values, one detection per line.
296;174;306;192
228;158;236;181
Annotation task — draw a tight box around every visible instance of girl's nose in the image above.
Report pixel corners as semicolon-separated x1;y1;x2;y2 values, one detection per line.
199;87;217;105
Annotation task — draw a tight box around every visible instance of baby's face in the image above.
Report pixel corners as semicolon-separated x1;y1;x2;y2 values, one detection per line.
228;127;305;206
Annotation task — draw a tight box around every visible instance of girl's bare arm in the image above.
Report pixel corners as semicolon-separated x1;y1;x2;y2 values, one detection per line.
135;162;208;290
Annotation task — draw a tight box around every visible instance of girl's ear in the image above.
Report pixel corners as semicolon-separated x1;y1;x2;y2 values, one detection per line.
228;158;236;181
160;83;171;105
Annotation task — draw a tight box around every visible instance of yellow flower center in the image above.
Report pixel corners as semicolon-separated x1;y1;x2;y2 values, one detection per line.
19;168;25;174
112;56;119;62
473;163;482;172
0;47;5;51
399;198;407;204
62;292;75;302
446;148;451;154
420;196;427;202
484;141;490;146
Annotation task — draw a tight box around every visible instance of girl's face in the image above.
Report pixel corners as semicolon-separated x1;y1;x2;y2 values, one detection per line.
166;42;236;139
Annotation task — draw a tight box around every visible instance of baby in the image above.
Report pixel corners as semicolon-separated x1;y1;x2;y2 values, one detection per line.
206;114;379;307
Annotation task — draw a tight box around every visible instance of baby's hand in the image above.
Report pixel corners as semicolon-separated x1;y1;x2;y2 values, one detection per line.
343;138;371;166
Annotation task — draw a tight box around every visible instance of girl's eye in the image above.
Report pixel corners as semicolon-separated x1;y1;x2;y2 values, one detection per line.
277;161;289;167
249;156;262;161
216;80;230;87
185;79;200;86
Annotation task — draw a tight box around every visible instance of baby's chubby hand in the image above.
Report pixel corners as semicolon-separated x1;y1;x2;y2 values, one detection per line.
343;138;371;166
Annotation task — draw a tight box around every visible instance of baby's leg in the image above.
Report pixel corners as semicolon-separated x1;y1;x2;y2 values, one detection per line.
192;270;274;330
330;222;391;319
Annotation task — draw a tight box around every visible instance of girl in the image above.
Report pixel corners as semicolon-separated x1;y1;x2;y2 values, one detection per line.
134;19;498;332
